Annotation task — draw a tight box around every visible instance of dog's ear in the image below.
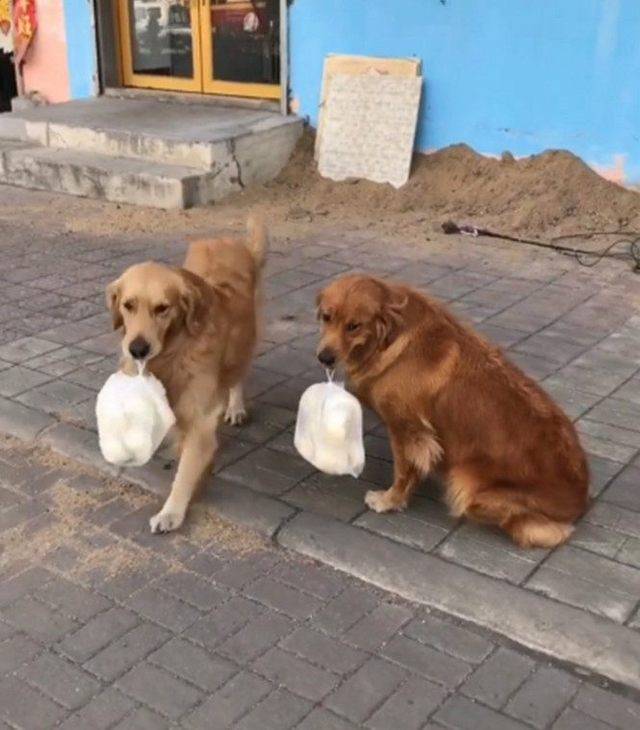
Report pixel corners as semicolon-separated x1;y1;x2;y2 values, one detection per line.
105;278;123;330
315;290;325;321
375;288;408;348
178;270;205;336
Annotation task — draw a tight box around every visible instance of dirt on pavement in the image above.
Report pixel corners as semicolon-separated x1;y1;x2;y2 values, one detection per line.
0;437;267;577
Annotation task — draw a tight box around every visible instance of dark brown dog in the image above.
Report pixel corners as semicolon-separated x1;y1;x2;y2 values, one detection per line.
316;275;589;548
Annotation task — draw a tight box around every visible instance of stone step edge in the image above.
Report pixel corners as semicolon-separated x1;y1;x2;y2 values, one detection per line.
0;140;214;177
0;113;302;169
0;398;638;692
0;142;240;210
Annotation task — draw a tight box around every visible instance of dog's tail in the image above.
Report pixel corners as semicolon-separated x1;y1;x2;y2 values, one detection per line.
245;214;268;269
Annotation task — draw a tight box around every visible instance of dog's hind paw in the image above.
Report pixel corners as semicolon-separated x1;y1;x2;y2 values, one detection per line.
150;508;185;534
365;489;407;513
224;405;248;426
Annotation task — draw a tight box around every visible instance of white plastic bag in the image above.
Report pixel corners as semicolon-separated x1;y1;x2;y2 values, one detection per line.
294;375;365;478
96;365;176;468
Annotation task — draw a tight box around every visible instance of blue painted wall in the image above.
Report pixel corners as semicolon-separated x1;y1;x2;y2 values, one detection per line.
63;0;98;99
289;0;640;184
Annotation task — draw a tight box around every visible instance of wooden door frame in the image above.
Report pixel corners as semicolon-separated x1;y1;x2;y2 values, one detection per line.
117;0;203;93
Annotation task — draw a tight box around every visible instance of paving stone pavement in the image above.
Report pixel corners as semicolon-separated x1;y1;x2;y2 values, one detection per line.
1;188;640;694
1;440;639;730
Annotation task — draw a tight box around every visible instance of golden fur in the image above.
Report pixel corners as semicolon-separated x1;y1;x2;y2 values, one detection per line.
317;275;589;549
106;216;267;533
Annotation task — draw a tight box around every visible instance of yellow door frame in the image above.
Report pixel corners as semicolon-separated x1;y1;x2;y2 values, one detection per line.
118;0;280;100
118;0;203;92
200;1;280;100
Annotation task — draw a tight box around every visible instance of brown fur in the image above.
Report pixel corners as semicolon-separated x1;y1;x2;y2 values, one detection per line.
106;216;268;533
317;275;589;548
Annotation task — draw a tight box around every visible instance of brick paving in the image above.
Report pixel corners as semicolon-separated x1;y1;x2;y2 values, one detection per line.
1;211;639;612
1;186;640;723
0;442;639;730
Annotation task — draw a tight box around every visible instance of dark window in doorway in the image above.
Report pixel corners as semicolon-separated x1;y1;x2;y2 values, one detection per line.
0;51;17;112
211;0;280;85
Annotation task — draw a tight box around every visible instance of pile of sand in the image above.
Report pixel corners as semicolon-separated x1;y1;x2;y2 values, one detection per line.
256;130;640;237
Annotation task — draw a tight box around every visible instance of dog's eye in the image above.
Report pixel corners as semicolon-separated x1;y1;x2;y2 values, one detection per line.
123;301;134;312
321;312;331;323
346;322;360;332
154;304;170;316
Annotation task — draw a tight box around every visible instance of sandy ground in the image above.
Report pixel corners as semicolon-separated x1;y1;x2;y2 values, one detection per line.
1;130;639;259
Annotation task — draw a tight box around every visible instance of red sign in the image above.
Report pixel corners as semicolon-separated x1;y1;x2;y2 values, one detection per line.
13;0;36;64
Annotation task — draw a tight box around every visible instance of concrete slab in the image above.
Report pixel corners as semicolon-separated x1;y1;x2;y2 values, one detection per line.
0;96;302;207
0;97;278;139
0;141;220;209
0;97;302;168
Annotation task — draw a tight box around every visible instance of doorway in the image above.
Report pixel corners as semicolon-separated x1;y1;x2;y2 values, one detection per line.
117;1;280;99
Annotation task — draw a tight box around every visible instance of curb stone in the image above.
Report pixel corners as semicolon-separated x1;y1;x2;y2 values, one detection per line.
1;399;640;691
278;511;640;692
202;479;297;539
0;396;56;441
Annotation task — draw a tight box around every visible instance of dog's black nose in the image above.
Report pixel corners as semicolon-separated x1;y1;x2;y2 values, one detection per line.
317;348;336;368
129;337;150;360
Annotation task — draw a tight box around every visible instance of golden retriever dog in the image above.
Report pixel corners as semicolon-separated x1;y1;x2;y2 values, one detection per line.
316;275;589;548
106;216;267;533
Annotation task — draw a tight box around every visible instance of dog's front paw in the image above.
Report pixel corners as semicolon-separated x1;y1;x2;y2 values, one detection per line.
149;509;185;534
224;404;248;426
365;489;407;514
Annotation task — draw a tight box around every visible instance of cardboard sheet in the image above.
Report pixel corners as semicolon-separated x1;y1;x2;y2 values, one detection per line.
315;54;420;160
317;73;422;189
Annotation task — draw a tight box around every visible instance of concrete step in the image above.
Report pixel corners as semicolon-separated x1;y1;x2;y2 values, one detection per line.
0;139;243;209
0;97;302;170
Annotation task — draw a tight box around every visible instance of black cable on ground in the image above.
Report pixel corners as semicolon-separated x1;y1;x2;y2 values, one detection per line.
441;220;640;273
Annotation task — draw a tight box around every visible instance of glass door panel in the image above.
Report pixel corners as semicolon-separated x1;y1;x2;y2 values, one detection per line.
119;0;202;92
201;0;280;99
118;0;281;98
